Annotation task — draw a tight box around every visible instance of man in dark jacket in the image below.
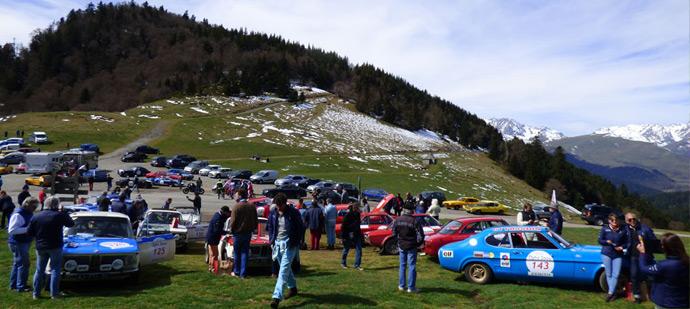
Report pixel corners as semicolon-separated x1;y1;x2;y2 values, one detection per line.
206;206;231;273
341;202;363;270
187;192;202;216
229;202;258;278
625;212;657;304
303;202;325;250
392;203;425;293
110;196;127;214
8;197;37;292
28;196;74;299
17;185;31;207
1;190;15;229
267;193;304;308
548;206;563;235
97;192;111;212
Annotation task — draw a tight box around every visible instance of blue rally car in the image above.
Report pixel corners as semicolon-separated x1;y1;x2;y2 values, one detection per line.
438;226;607;291
56;211;176;281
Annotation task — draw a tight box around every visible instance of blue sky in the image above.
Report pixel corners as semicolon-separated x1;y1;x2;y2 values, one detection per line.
0;0;687;135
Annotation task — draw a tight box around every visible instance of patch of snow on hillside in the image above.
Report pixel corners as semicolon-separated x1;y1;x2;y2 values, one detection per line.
348;156;368;163
190;107;209;114
138;114;160;119
415;129;443;141
90;115;115;123
120;112;127;116
166;99;182;105
0;115;15;122
175;113;183;118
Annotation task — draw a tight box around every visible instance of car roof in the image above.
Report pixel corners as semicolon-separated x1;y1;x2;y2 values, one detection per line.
146;209;181;214
71;211;129;219
454;216;505;223
485;225;548;233
33;131;47;135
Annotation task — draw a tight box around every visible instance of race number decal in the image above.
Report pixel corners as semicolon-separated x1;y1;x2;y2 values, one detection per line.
100;241;133;249
499;252;510;267
441;250;453;258
153;247;166;256
526;250;554;277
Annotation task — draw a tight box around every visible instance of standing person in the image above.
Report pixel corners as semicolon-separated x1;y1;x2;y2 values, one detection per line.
637;233;689;309
17;185;31;206
224;179;235;199
246;180;254;198
426;198;441;221
324;198;337;250
122;185;132;200
106;174;113;192
517;203;537;226
0;175;3;190
624;212;658;304
334;185;349;204
267;193;304;308
361;197;370;213
97;192;111;212
547;206;563;235
598;213;628;302
402;192;414;217
393;202;425;293
187;192;202;216
215;180;224;199
415;200;425;215
303;202;325;250
28;196;75;299
162;198;172;210
228;202;258;278
1;190;15;229
206;206;231;273
196;177;203;194
127;201;143;231
87;176;94;192
38;189;46;211
341;202;363;270
110;196;127;214
132;176;140;193
135;194;148;214
394;193;404;216
8;197;38;292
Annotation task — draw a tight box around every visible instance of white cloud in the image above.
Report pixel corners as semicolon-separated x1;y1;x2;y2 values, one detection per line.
1;0;688;135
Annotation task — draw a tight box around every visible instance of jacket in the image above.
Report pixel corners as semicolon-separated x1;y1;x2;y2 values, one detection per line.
341;210;362;240
229;202;258;234
8;208;33;244
639;253;689;308
517;210;537;226
548;210;563;234
0;195;14;212
392;214;424;251
426;199;441;217
267;205;304;248
17;191;30;206
206;211;227;245
626;222;657;257
598;225;628;258
27;209;75;250
110;200;126;214
303;206;325;231
324;204;337;222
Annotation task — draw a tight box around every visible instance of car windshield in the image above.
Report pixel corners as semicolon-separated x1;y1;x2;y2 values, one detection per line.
438;221;462;235
549;231;573;248
66;217;133;238
146;212;181;224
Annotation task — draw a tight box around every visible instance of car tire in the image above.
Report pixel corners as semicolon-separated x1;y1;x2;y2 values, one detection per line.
596;269;607;292
595;218;604;226
464;263;493;284
383;239;399;255
497;210;504;215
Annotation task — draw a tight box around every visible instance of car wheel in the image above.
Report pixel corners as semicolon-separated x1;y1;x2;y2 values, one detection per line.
464;263;493;284
497;210;504;215
595;218;604;226
597;269;607;292
383;239;399;255
454;206;459;210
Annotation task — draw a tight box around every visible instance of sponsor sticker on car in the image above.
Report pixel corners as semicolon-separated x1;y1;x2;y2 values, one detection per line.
441;250;454;258
500;252;510;267
100;241;134;249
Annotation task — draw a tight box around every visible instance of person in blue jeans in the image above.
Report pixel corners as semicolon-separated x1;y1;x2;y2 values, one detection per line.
28;196;75;300
392;203;425;293
267;193;304;308
323;198;337;250
228;201;258;278
598;213;628;302
341;203;363;270
8;197;38;292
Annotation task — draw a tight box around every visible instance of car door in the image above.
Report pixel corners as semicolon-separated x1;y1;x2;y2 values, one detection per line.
483;232;517;280
507;231;574;282
136;231;176;266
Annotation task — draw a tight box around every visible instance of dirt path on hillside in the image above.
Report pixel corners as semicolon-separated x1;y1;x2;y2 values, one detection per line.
100;120;170;169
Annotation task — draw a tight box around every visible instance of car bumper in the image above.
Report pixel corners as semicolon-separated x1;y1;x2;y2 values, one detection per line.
60;269;138;281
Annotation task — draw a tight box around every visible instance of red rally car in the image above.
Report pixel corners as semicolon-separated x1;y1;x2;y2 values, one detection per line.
423;217;509;257
364;214;442;255
335;212;394;237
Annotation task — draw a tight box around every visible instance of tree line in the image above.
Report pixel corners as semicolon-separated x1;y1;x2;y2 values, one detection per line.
0;2;680;228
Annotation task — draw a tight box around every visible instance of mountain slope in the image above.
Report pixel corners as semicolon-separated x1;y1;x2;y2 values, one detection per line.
594;123;690;156
488;118;564;143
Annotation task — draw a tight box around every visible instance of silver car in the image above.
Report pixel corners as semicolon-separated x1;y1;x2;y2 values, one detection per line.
274;175;309;187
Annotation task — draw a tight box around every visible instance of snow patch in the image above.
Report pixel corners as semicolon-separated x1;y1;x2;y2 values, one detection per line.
190;107;209;114
138;114;160;119
90;115;115;123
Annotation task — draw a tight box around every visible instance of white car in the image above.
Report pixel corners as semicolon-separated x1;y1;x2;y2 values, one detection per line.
209;167;232;179
307;181;335;193
30;132;49;144
199;165;221;176
138;209;206;251
274;175;309;187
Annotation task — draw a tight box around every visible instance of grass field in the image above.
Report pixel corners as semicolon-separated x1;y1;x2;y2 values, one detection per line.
2;227;686;308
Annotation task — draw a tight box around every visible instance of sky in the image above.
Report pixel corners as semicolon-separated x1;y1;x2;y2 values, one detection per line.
0;0;688;136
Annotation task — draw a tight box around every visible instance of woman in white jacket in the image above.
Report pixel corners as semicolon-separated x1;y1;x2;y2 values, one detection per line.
426;198;441;221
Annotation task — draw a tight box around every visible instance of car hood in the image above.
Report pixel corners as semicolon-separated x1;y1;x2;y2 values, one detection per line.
63;235;139;255
571;244;602;254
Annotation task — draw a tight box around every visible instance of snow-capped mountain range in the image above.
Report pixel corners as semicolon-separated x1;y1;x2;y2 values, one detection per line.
487;118;565;143
594;123;690;148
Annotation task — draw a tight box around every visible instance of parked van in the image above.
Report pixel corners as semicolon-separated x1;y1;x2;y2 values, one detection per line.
30;132;48;144
26;152;63;174
250;170;279;184
62;150;99;169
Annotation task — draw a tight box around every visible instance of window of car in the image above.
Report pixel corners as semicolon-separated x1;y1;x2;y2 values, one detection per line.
438;221;463;235
486;233;511;248
368;215;388;225
462;221;487;234
510;232;559;250
488;220;509;227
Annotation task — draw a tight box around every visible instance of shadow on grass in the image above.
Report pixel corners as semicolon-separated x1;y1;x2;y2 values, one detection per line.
422;287;480;298
294;265;335;278
452;273;602;293
363;265;397;271
284;292;378;308
61;264;187;296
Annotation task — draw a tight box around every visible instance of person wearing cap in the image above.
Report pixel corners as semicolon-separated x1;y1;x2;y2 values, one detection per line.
393;201;425;293
547;205;563;235
17;185;31;207
28;196;74;299
8;197;38;292
341;202;363;270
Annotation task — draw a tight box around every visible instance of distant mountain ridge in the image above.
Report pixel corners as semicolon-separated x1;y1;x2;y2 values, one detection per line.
488;118;564;143
594;123;690;156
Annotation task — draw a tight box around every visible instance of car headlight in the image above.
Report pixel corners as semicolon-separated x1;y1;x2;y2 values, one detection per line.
64;259;78;272
111;259;124;270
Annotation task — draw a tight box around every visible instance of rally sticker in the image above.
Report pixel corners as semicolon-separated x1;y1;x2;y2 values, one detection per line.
526;250;554;277
488;252;495;259
441;250;454;258
100;241;133;249
473;251;484;258
500;252;510;267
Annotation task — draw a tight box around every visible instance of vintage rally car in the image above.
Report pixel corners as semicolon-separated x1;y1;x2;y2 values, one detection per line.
442;197;480;210
58;211;175;281
438;226;607;291
424;217;509;257
465;200;510;215
365;214;442;255
138;209;206;251
0;163;14;174
361;188;388;202
151;177;183;187
335;212;393;237
25;175;50;187
174;206;208;240
146;170;182;180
